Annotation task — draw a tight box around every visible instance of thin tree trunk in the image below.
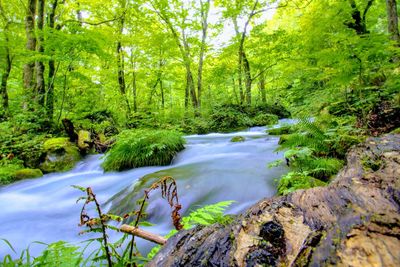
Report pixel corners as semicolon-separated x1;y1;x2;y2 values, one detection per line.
0;25;11;116
36;0;46;106
46;0;59;120
116;13;131;118
258;71;266;103
243;51;252;105
386;0;400;43
233;18;244;105
132;70;137;112
197;0;210;109
160;79;164;109
23;0;37;91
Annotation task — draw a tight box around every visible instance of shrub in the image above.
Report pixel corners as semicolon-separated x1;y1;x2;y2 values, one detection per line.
277;171;326;195
209;105;252;132
251;113;278;126
102;129;185;171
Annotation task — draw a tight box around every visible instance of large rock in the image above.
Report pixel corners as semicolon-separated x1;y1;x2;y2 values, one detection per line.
149;134;400;267
39;137;81;173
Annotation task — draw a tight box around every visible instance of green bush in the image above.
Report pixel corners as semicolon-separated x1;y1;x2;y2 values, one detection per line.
251;113;278;126
102;129;185;171
277;171;326;195
209;105;252;132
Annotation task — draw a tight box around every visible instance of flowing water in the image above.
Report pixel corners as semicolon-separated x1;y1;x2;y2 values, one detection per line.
0;121;291;258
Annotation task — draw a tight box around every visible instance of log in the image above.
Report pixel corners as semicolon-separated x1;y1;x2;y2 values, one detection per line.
120;224;167;245
149;134;400;267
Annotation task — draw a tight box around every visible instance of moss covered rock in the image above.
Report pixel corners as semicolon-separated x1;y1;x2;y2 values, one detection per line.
40;137;81;173
267;125;292;135
78;130;91;151
14;168;43;180
230;136;245;142
102;129;185;172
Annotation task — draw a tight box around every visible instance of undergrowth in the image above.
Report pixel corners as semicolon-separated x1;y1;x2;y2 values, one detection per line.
102;129;185;172
270;116;366;195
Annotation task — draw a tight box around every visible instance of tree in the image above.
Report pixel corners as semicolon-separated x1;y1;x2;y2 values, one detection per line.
386;0;400;43
0;0;12;116
23;0;37;91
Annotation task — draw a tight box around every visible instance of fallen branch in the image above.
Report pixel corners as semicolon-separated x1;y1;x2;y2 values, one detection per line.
120;224;167;245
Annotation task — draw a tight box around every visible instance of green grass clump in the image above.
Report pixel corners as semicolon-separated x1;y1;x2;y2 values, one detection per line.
277;171;326;195
102;129;185;171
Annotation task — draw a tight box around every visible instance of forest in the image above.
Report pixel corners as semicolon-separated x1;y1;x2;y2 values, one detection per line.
0;0;399;266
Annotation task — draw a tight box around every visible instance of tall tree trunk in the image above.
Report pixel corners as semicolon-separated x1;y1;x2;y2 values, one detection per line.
116;14;131;118
386;0;400;43
233;18;244;105
46;0;59;120
132;70;137;112
160;79;164;109
243;51;252;105
23;0;37;91
36;0;46;106
258;71;266;103
197;0;210;109
0;23;11;116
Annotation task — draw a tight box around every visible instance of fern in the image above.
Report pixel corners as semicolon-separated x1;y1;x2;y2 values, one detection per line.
32;241;84;267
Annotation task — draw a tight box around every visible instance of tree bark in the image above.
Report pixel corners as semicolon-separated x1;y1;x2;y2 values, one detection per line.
386;0;400;43
197;0;210;109
36;0;46;106
23;0;37;91
0;38;11;116
46;0;59;120
149;134;400;267
258;71;266;103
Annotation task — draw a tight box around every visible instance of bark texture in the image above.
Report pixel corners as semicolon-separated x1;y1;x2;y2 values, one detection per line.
23;0;37;90
149;134;400;267
386;0;400;43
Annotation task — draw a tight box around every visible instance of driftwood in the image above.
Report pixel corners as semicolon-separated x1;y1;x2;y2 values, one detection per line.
120;224;167;245
149;134;400;267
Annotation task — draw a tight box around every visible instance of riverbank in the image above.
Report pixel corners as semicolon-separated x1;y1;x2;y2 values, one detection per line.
149;134;400;266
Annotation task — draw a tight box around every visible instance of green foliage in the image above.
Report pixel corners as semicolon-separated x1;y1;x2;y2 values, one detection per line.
251;113;278;126
0;160;23;184
32;241;83;267
102;129;185;171
146;200;235;260
277;171;326;195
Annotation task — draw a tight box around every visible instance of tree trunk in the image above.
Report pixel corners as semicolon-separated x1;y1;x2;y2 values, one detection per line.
35;0;46;106
46;0;59;120
258;71;266;103
243;51;252;105
149;134;400;267
386;0;400;43
0;34;11;116
23;0;37;91
197;0;210;109
132;70;137;112
116;13;131;118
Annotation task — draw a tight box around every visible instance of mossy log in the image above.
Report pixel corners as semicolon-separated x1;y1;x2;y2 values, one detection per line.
149;134;400;267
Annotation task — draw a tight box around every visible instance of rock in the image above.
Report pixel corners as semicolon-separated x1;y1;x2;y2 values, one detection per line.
78;130;91;151
149;134;400;267
14;168;43;180
231;136;245;142
266;125;292;135
40;137;81;173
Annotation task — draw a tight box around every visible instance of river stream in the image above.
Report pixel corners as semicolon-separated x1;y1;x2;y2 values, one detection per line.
0;121;291;258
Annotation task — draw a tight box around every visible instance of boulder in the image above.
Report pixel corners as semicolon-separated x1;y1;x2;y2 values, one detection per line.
14;168;43;180
39;137;81;173
231;136;245;142
78;130;91;151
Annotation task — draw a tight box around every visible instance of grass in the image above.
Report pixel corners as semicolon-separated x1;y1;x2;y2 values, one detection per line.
102;129;185;171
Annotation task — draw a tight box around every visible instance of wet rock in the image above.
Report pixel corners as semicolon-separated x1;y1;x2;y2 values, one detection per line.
149;134;400;266
14;168;43;180
39;137;81;173
231;136;245;142
77;130;91;151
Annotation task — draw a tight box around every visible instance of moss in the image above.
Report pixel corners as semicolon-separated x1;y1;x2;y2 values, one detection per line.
40;137;81;173
361;155;383;172
77;130;91;150
231;136;245;142
390;127;400;134
267;125;292;135
102;129;185;172
14;168;43;180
